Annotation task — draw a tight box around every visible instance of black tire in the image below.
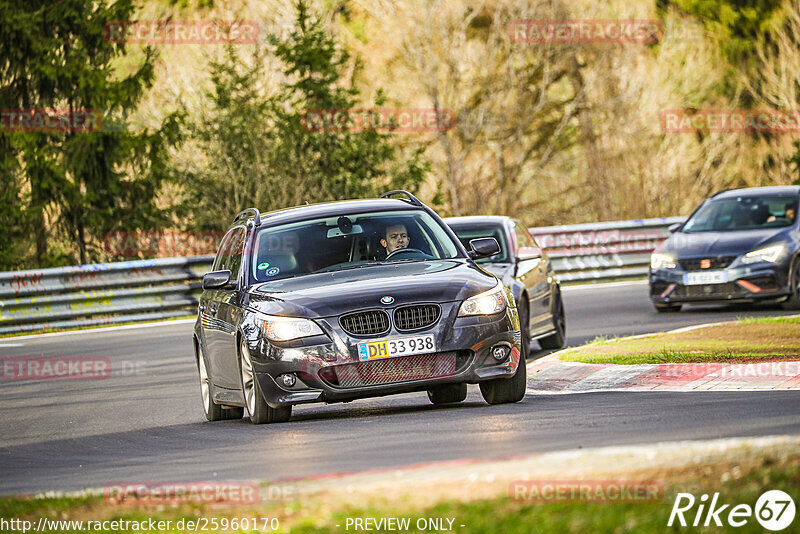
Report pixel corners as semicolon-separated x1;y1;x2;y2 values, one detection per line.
239;340;292;424
517;297;531;361
782;258;800;310
197;345;243;421
538;289;566;350
479;351;526;405
427;383;468;404
654;302;682;313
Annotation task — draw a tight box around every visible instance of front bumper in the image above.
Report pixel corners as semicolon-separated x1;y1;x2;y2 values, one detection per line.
244;301;522;408
650;259;792;304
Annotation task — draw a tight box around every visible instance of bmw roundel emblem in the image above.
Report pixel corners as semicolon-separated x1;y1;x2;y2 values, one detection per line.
380;295;394;305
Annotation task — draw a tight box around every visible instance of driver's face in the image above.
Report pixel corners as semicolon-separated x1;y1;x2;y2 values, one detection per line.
381;225;409;254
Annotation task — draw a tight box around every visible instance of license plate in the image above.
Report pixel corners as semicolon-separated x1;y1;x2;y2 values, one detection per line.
684;271;728;285
358;334;436;361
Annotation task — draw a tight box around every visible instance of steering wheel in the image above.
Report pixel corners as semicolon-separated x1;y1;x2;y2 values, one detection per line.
385;247;426;260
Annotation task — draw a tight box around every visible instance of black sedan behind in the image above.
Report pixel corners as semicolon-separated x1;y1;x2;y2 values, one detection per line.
445;216;566;355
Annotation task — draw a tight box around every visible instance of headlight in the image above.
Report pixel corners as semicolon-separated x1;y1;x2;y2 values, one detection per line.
459;282;507;316
254;313;323;342
741;244;785;264
651;253;677;270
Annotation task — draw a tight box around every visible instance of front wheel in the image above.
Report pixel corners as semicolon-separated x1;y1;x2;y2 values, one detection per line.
517;298;531;360
782;258;800;310
479;351;526;405
539;290;566;350
240;340;291;424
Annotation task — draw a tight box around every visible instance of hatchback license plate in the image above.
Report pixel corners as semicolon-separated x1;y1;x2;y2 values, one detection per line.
358;334;436;361
684;271;728;285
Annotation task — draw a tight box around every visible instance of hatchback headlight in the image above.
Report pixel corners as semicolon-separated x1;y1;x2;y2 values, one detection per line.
651;253;677;270
255;313;323;342
459;282;507;316
741;244;785;264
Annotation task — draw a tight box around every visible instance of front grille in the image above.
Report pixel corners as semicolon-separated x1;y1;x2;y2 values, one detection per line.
339;310;390;336
394;304;441;331
318;351;466;388
679;256;736;271
673;282;743;298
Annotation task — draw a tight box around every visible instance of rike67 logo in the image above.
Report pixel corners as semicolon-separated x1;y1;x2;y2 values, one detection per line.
668;490;796;531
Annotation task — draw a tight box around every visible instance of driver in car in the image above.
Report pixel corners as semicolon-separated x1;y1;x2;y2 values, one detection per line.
381;223;410;257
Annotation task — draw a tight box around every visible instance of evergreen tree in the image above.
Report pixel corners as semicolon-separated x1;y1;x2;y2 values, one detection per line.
179;1;427;229
0;0;179;268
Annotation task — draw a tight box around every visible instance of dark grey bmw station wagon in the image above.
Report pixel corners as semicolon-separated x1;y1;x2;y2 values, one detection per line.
193;192;525;424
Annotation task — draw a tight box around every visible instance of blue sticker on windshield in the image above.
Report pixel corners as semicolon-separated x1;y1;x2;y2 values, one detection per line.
266;267;280;276
257;262;270;270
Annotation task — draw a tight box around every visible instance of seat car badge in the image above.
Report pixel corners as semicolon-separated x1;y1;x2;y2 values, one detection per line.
380;296;394;305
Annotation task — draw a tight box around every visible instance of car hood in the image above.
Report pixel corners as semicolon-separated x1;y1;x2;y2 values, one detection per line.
663;228;789;258
246;260;497;318
475;262;513;282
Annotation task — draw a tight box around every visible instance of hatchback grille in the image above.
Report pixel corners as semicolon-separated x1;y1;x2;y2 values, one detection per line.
339;310;390;336
673;282;743;298
319;352;467;387
394;304;441;331
679;256;736;271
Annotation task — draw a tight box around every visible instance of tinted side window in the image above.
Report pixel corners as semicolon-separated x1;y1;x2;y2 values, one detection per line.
227;228;246;281
212;230;235;271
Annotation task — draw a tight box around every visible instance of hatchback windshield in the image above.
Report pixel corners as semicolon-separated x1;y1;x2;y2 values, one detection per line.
251;210;461;282
683;195;798;233
448;224;509;264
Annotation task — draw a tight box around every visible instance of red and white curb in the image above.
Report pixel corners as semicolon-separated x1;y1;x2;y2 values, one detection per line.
526;318;800;393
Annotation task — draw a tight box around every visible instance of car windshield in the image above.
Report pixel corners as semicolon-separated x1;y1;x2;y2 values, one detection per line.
682;195;799;233
448;223;509;264
251;209;460;282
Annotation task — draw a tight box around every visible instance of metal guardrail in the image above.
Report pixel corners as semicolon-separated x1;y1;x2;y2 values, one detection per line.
0;217;686;334
0;257;213;334
530;216;687;283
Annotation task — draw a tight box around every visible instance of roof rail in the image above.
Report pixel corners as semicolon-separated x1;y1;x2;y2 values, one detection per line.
380;190;423;207
710;189;730;198
233;207;261;226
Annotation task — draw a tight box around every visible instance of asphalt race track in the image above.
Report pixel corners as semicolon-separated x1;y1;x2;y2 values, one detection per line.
1;281;799;495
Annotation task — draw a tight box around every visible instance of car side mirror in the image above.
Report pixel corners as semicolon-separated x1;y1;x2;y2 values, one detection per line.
668;223;682;233
468;238;501;260
202;270;232;289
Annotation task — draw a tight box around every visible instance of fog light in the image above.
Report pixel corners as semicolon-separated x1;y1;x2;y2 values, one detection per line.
280;373;296;387
491;345;509;361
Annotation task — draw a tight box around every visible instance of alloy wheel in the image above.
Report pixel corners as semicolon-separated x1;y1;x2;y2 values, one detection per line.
198;349;211;414
240;341;256;415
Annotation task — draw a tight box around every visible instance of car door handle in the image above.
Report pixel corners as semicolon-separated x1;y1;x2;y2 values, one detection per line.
198;304;206;313
209;305;218;316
